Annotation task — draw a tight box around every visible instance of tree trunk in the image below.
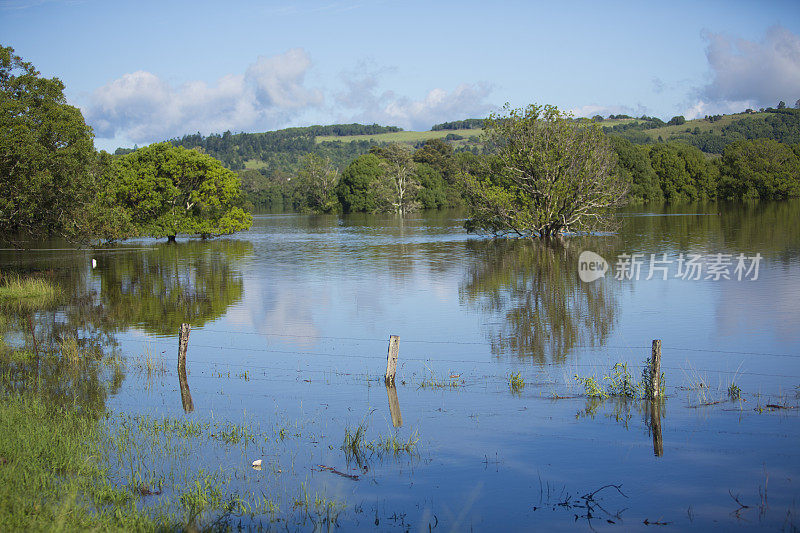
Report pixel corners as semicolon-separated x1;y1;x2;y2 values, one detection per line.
167;235;177;243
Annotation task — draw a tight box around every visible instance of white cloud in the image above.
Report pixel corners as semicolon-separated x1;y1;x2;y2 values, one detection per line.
84;48;323;143
699;25;800;109
682;99;758;120
566;103;645;119
334;64;495;129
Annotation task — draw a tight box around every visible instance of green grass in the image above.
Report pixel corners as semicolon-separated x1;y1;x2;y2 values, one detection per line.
640;112;771;141
0;391;168;531
315;128;483;144
342;420;420;464
0;340;346;531
509;371;525;393
0;274;60;306
574;359;665;400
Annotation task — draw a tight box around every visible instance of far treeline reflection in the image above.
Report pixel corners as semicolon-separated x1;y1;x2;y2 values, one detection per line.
0;240;252;414
461;200;800;362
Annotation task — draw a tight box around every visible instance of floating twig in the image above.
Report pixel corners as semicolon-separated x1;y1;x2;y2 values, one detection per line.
316;465;360;481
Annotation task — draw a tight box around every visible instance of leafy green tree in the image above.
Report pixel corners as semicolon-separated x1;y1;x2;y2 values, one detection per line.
295;154;340;213
463;104;626;238
0;45;96;239
413;138;458;183
112;143;252;240
648;143;717;202
336;153;384;213
610;137;663;203
370;144;421;214
718;139;800;200
414;163;447;209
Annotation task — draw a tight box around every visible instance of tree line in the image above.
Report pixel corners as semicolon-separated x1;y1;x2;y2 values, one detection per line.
253;133;800;217
614;137;800;203
1;45;251;243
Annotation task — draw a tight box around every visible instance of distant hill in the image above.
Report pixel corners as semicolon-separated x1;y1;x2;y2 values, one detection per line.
600;108;800;154
115;123;485;173
110;108;800;211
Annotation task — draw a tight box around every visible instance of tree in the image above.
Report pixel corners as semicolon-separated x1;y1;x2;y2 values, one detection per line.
370;144;421;214
295;153;340;213
778;100;786;110
112;143;253;240
336;153;384;213
648;143;717;202
718;139;800;200
463;104;627;238
667;115;686;126
0;45;96;239
610;136;663;203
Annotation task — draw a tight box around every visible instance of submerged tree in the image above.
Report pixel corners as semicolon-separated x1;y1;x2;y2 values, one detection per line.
371;144;421;214
0;45;96;240
463;104;628;238
295;153;340;213
112;143;253;240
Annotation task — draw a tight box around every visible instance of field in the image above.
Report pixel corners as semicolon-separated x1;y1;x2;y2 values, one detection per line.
315;128;483;145
640;112;770;140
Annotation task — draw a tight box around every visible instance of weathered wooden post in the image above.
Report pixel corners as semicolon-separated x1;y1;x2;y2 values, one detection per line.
178;323;194;413
384;335;400;384
650;339;662;399
385;383;403;427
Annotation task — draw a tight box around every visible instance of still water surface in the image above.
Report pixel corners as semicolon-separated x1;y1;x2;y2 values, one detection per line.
3;202;800;531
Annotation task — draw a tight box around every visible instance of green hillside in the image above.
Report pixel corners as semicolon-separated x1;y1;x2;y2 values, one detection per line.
603;108;800;153
315;128;482;145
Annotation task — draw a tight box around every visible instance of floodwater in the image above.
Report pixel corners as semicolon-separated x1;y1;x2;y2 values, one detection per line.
2;201;800;531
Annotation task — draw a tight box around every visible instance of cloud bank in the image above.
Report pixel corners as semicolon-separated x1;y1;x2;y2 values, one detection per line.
566;103;647;119
334;63;495;130
84;51;496;144
84;48;323;143
687;25;800;117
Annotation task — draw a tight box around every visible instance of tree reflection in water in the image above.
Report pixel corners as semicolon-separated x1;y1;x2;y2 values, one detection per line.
460;238;620;363
95;240;251;336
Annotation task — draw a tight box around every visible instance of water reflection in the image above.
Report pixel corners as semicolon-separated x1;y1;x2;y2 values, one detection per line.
646;400;664;457
385;383;403;428
0;293;122;416
460;239;620;362
178;362;194;413
94;240;251;336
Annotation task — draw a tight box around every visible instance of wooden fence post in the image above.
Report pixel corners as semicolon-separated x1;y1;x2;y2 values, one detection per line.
650;339;662;399
384;335;400;384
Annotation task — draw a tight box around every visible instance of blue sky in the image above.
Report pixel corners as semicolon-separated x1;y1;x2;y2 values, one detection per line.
2;0;799;151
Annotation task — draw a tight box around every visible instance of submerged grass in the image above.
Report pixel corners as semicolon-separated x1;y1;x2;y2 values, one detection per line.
0;274;60;306
509;371;525;394
0;391;169;531
0;335;350;531
574;359;665;401
342;419;420;464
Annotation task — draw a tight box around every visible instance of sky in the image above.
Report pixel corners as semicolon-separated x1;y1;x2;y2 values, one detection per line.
2;0;800;152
